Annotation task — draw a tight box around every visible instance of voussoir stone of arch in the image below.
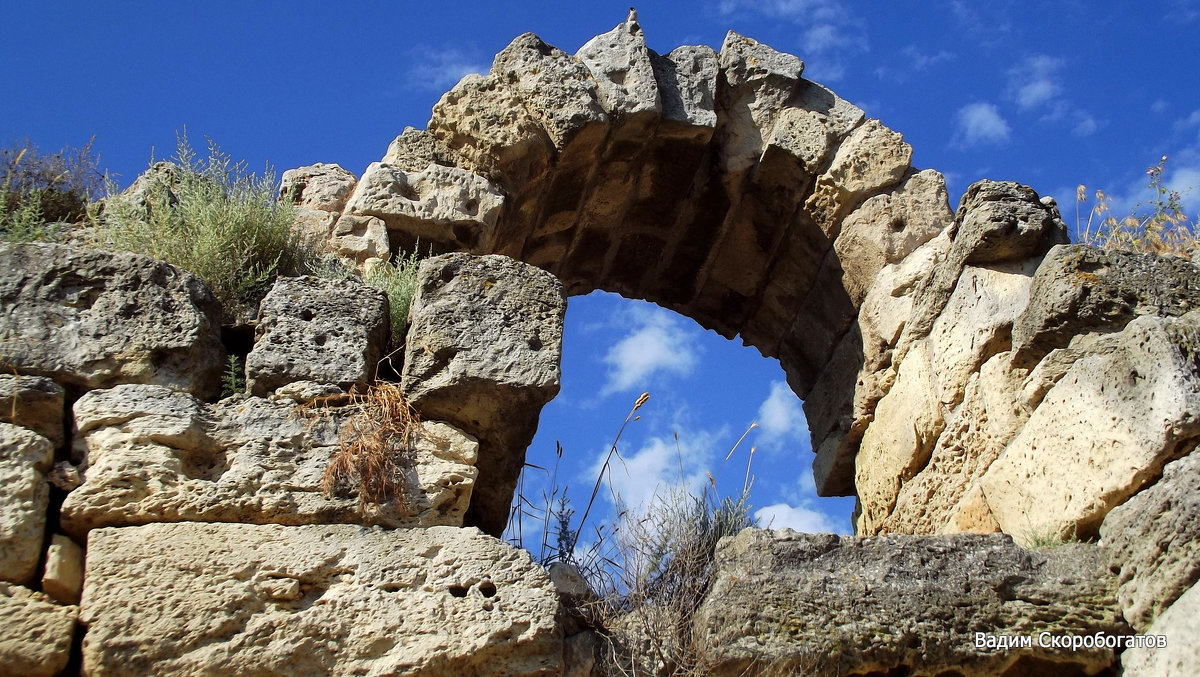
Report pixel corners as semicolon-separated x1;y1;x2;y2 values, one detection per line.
80;523;563;677
650;44;719;128
341;162;506;254
576;16;660;119
402;253;566;537
60;384;479;538
0;243;225;399
805;118;913;239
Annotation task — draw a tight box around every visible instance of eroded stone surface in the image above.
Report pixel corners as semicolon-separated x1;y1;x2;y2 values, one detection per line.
694;529;1125;676
981;312;1200;540
1102;451;1200;631
0;583;76;677
246;276;389;396
0;374;65;449
41;534;84;606
0;424;53;585
1121;581;1200;677
0;243;225;398
402;254;565;536
60;385;478;538
81;523;563;677
279;163;358;213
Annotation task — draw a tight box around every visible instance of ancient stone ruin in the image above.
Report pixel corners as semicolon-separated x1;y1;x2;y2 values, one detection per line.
2;15;1198;676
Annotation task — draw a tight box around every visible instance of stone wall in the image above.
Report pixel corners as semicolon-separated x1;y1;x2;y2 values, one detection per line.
2;15;1198;676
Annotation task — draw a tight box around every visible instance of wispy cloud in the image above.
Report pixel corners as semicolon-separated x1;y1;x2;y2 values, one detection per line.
405;46;489;91
1008;55;1063;111
599;305;701;396
952;102;1011;148
587;429;719;516
755;502;841;533
710;0;866;82
754;381;807;452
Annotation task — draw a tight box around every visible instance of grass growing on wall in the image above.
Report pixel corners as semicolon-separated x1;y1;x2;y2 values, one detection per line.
1;137;103;242
92;131;321;312
1077;156;1197;259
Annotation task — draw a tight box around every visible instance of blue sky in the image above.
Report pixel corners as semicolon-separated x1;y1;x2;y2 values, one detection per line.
5;1;1199;542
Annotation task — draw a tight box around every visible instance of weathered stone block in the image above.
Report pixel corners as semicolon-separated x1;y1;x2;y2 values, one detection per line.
1013;244;1200;364
694;530;1125;676
80;523;562;676
0;583;76;677
0;424;53;585
0;374;65;449
41;535;84;606
60;385;478;538
1101;451;1200;631
279;163;357;213
1121;580;1200;676
981;311;1200;540
576;16;660;117
246;276;389;396
402;254;565;536
0;243;225;398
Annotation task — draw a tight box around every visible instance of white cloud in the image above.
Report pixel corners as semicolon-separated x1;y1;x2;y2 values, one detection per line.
587;429;718;516
1009;55;1064;112
953;102;1011;148
755;502;842;533
755;381;806;451
600;306;700;396
406;47;488;91
1072;111;1100;137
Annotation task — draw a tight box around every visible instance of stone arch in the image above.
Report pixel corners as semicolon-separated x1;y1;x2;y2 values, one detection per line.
327;18;955;502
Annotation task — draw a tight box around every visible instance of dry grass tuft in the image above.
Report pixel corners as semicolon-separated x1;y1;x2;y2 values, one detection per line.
1077;156;1197;259
314;382;422;511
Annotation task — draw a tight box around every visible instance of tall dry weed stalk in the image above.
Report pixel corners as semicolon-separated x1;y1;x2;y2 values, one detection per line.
1077;155;1197;258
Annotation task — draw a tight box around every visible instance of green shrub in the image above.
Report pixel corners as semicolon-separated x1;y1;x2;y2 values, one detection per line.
1077;155;1197;258
93;131;318;313
363;246;424;346
1;137;103;241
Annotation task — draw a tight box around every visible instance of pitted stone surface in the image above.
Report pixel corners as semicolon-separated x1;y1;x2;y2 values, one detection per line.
1102;451;1200;631
279;163;357;213
0;424;54;585
246;275;389;396
0;583;76;677
80;523;563;677
694;529;1126;677
402;254;565;536
0;374;65;449
60;385;478;538
0;243;225;398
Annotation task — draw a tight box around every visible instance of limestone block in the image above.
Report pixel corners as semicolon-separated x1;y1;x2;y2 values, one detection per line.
1013;244;1200;364
0;583;76;677
246;276;389;396
0;374;65;448
80;523;563;677
1121;581;1200;677
789;78;865;140
980;312;1200;540
576;17;661;117
430;32;607;177
402;254;566;536
926;259;1037;408
650;44;718;128
1101;451;1200;631
835;168;952;305
291;206;338;245
716;32;805;174
41;534;84;605
330;213;390;263
60;385;478;538
854;340;944;534
694;530;1125;677
0;243;225;398
383;126;462;172
764;107;835;175
806;119;912;236
279;163;357;213
0;424;53;585
952;181;1069;265
343;162;505;252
